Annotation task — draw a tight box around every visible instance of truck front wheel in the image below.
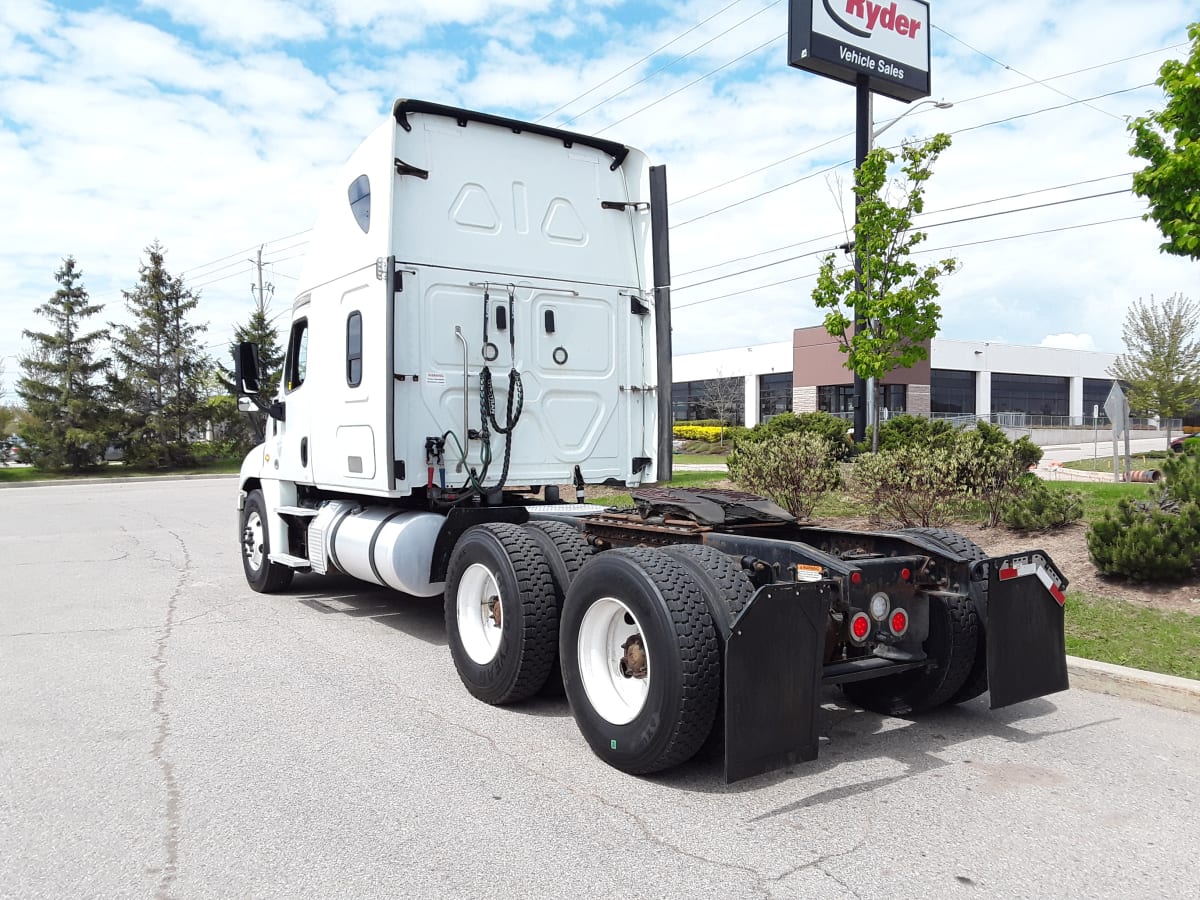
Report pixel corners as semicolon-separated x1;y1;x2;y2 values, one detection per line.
444;523;558;705
240;489;294;593
560;548;720;775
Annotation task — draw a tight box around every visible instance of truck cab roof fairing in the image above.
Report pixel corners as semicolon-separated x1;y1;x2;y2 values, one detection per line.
391;99;632;171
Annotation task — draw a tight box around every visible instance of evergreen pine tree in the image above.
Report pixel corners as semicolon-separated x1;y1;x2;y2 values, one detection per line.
16;257;110;470
110;241;210;466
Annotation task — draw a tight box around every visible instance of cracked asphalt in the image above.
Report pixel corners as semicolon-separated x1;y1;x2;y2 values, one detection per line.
2;478;1199;899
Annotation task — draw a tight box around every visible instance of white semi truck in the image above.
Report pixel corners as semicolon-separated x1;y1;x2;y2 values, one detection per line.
235;99;1070;782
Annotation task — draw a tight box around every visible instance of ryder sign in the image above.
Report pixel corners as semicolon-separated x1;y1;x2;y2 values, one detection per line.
789;0;931;102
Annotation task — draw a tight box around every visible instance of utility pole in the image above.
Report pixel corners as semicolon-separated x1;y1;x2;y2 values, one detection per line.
249;245;274;314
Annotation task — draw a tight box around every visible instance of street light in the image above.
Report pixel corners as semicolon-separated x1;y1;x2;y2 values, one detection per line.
853;95;953;442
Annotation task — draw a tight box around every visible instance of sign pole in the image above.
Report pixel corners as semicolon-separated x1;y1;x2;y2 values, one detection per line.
852;75;871;445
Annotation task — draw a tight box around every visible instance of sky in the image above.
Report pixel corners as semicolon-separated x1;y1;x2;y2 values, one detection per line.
1;0;1198;397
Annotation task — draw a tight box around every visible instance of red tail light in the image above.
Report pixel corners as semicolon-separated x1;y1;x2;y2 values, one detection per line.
849;612;871;642
890;608;909;637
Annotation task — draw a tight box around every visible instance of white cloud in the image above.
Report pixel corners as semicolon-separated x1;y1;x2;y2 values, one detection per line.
140;0;326;46
0;0;1197;378
1040;333;1098;351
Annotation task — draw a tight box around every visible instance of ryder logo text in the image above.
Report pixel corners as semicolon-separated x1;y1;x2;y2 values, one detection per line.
828;1;924;40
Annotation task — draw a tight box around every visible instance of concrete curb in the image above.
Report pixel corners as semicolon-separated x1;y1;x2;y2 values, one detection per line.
1067;655;1200;715
0;473;237;489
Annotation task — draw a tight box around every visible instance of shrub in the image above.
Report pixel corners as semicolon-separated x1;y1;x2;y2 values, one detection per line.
736;412;855;460
1087;498;1200;581
727;432;840;519
867;414;959;452
1001;476;1083;531
673;424;723;443
956;428;1039;527
1087;449;1200;581
848;443;969;527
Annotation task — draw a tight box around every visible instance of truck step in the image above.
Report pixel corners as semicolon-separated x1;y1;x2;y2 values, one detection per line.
276;506;319;518
822;657;928;685
269;552;311;568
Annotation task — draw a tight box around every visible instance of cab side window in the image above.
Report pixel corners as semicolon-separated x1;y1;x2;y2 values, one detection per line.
286;318;309;392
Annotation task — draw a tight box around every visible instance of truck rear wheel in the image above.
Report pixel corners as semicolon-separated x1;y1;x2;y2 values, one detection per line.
444;523;558;705
240;489;294;593
660;544;755;757
841;591;978;717
902;527;990;704
560;548;720;775
524;521;594;696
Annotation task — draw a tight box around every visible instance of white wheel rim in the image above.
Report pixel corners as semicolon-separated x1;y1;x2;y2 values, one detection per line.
457;563;503;665
244;510;264;572
577;597;650;726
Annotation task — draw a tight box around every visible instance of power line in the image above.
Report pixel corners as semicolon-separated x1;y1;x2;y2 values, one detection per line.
595;31;785;134
934;24;1125;121
673;215;1143;311
536;0;749;124
674;171;1137;279
668;41;1181;212
559;2;782;127
674;188;1134;293
670;82;1154;231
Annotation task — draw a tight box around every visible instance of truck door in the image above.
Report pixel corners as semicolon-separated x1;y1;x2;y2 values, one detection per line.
273;304;316;485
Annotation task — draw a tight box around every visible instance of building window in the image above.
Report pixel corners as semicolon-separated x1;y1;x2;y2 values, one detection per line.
348;175;371;233
879;383;906;415
1083;377;1115;423
931;369;975;415
671;377;745;424
818;384;856;416
991;373;1069;418
758;372;793;422
346;311;363;387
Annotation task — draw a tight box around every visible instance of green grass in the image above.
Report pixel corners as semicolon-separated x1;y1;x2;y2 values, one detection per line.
1041;480;1152;523
1063;451;1170;473
1066;594;1200;679
673;453;728;466
0;458;243;483
587;470;729;506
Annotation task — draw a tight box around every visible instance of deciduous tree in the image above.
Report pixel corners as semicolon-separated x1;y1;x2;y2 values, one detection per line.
1109;293;1200;441
1129;22;1200;259
812;133;957;451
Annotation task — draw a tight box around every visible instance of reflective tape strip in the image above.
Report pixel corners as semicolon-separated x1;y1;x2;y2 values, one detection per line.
1036;566;1067;606
998;561;1065;606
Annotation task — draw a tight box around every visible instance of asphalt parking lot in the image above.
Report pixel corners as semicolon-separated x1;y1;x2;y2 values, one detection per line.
2;478;1199;899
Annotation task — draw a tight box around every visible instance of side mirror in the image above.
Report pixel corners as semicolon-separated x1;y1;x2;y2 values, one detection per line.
237;396;254;413
235;342;261;395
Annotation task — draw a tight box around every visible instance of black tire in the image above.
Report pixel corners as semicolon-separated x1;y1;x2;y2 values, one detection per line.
902;527;991;704
840;590;979;717
660;544;755;758
240;489;294;593
660;544;754;635
444;523;558;705
524;521;594;696
560;548;720;775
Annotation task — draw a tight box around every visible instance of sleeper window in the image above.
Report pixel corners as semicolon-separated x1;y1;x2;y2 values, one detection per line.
347;311;363;387
348;175;370;234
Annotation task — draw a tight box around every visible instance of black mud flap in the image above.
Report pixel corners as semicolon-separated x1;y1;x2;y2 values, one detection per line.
723;583;831;783
983;552;1070;709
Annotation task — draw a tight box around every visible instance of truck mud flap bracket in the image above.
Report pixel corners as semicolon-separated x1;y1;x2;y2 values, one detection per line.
982;552;1070;709
722;582;832;784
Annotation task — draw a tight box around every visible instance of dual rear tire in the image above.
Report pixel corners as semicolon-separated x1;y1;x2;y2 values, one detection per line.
444;527;725;774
